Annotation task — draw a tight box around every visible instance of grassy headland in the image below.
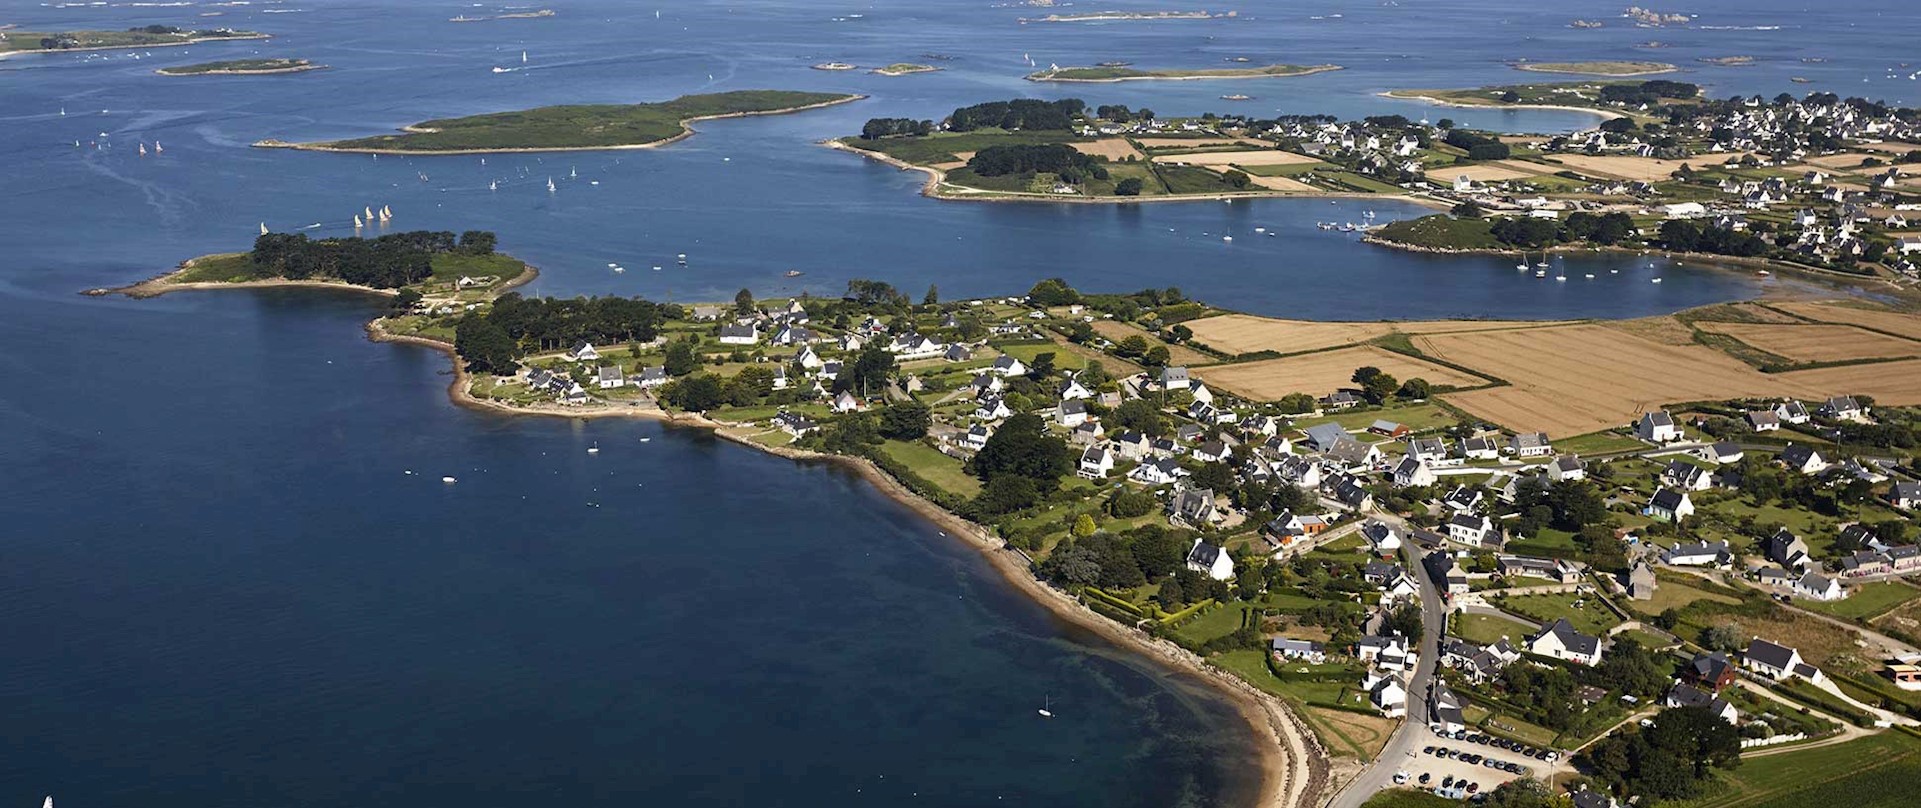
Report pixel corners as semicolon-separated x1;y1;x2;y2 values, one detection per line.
156;58;323;76
256;90;862;154
122;231;530;299
1027;63;1341;82
1513;60;1677;76
0;26;264;55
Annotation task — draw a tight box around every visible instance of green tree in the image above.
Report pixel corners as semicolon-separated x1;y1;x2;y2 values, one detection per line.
923;285;939;306
974;474;1041;516
664;340;702;376
878;400;932;440
453;315;519;375
664;373;724;412
823;412;882;453
1223;169;1252;190
1027;278;1081;307
1073;514;1097;538
1027;351;1057;380
847;343;896;397
1361;371;1399;404
1108;488;1158;517
1278;392;1317;414
734;288;755;315
972;413;1072;485
1142;345;1170;367
1396;377;1431;399
1115;335;1150;358
1115;177;1144;196
390;287;423;314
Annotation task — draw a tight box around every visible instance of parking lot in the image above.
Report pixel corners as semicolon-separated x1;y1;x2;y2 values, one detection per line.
1385;725;1562;797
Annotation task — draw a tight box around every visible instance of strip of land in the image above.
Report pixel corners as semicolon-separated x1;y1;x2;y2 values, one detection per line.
1512;61;1677;76
872;63;940;76
0;27;265;55
254;90;863;154
1027;64;1341;82
156;58;324;76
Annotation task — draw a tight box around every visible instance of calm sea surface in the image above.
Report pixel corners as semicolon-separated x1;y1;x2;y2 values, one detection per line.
1;0;1913;805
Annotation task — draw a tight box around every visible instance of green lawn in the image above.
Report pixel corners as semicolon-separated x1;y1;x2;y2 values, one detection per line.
172;252;255;283
1361;789;1456;808
1804;581;1921;621
429;252;526;284
1641;576;1741;615
1170;601;1251;646
1503;527;1581;559
318;91;856;151
1556;429;1647;455
1497;591;1622;636
876;440;980;497
1451;611;1535;645
992;341;1087;370
1675;730;1921;808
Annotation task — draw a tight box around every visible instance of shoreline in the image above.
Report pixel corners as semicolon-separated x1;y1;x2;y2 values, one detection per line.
121;272;1328;808
0;33;270;60
823;138;1452;210
1027;65;1343;83
1362;234;1905;292
1376;91;1626;122
98;254;541;299
253;94;866;156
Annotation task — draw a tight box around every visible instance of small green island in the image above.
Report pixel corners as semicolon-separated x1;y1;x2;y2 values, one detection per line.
872;63;940;76
156;58;325;76
0;25;265;55
1382;78;1701;121
253;90;864;154
1027;63;1341;83
1512;60;1677;76
121;230;530;302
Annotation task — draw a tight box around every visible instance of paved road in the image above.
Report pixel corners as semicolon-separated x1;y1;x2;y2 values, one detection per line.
1326;512;1447;808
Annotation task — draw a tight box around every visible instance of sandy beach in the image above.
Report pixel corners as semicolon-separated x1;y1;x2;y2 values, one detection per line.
255;95;866;156
1028;65;1343;83
1377;91;1627;122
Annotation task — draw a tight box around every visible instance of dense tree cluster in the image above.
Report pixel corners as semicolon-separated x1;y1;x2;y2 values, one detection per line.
946;98;1084;132
1582;706;1741;801
966;144;1104;180
858;118;935;139
1599;79;1701;107
1094;104;1153;122
1658;220;1771;257
247;230;485;288
1444;129;1511;160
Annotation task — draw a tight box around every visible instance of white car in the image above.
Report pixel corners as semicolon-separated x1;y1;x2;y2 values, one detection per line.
1392;771;1409;785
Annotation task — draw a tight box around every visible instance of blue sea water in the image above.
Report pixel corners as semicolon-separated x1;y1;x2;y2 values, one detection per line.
0;0;1913;805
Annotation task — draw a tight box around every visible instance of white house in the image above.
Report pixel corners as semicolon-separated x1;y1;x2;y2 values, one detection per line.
1059;378;1093;401
1793;571;1846;601
1746;410;1782;432
989;355;1026;377
1665;683;1738;724
1186;538;1234;581
961;424;993;451
1637;410;1683;443
566;341;600;362
1271;638;1327;665
1391;456;1437;488
1361;520;1402;554
1446;513;1497;547
1745;638;1824;683
1364;670;1408;718
1160;366;1191;390
795;345;825;370
1130;458;1187;486
1527;618;1603;666
833;391;862;413
1509;432;1553;458
1646;488;1696;522
891;334;944;360
595;365;625;389
1078;445;1115;479
1057;399;1090;428
1547;455;1587;482
1779;443;1829;475
974;396;1013;421
718;324;758;345
1774;400;1812;424
1662;540;1729;567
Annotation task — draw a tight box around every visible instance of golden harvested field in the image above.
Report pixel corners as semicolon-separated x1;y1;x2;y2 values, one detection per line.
1415;324;1825;437
1246;173;1319;192
1602;315;1699;346
1153;148;1321;167
1801;152;1878;171
1090;321;1214;366
1391;320;1570;334
1538;153;1746;182
1184;315;1391;355
1070;139;1143;160
1437;163;1545;183
1694;322;1921;362
1773;302;1921;341
1776;359;1921;406
1194;346;1488;400
1133;137;1266;149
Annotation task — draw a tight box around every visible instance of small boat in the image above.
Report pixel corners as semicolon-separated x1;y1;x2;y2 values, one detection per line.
364;206;374;220
1534;269;1548;278
138;142;147;156
1515;252;1529;271
153;141;162;153
1584;273;1595;279
613;266;625;273
547;177;557;192
638;437;652;443
1222;235;1233;242
1038;695;1053;718
490;180;498;191
1220;94;1251;101
1651;278;1663;283
353;214;364;227
785;270;804;277
1555;274;1567;281
259;222;269;235
380;205;392;221
521;50;528;63
441;476;457;484
676;253;688;264
587;442;600;454
492;67;510;73
570;166;578;178
1254;227;1266;233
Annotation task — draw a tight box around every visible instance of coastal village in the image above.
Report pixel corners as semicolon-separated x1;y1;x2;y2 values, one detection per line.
363;256;1921;808
131;61;1921;808
845;85;1921;286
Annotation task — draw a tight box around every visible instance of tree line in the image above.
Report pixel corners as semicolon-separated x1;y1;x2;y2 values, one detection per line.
247;230;491;289
967;144;1104;180
947;98;1085;132
858;118;935;139
454;292;676;374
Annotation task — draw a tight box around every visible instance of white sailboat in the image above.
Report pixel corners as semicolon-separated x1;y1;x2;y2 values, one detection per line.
138;142;147;156
521;50;528;63
570;166;578;179
353;214;364;228
1515;251;1529;271
587;442;600;454
153;140;162;153
546;177;557;192
379;205;392;222
1038;695;1053;718
364;206;375;220
260;222;269;235
490;180;498;191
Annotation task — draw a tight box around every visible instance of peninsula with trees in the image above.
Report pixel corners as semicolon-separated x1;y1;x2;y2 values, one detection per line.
0;24;265;55
156;58;325;76
1026;63;1341;83
253;90;863;154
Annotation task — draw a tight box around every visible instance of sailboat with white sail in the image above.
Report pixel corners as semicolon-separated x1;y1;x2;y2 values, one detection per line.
1038;695;1053;718
379;205;392;222
259;222;269;236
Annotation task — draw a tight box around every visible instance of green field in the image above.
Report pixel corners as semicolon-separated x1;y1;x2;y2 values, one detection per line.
1498;591;1622;636
0;27;261;54
1451;611;1535;645
157;58;319;75
1677;730;1921;808
992;342;1088;370
876;440;981;497
841;129;1085;167
309;91;857;152
1804;581;1921;621
172;252;257;283
1029;63;1339;81
1370;215;1503;250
